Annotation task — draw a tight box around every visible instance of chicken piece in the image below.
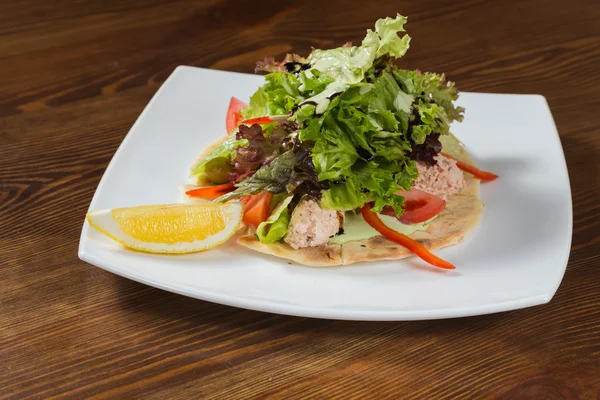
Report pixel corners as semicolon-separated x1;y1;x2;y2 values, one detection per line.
284;198;341;249
414;154;465;200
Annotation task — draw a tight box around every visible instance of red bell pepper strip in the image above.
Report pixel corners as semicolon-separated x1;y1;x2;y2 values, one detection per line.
440;152;498;181
241;115;289;125
361;203;456;270
185;182;235;199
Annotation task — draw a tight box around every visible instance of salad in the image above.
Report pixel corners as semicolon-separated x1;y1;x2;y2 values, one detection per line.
186;14;497;269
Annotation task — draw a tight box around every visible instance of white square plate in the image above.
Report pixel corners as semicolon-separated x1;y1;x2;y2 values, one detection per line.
78;66;572;321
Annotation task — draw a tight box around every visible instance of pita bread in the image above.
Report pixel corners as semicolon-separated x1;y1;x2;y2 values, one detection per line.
236;238;344;266
236;136;484;266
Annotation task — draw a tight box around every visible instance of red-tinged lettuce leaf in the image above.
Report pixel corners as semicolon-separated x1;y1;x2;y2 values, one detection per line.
217;144;329;203
407;132;442;166
217;151;301;202
227;124;288;183
288;142;330;197
255;54;309;74
255;57;285;73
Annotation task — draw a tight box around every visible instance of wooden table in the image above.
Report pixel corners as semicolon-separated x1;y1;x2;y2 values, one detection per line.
2;1;599;398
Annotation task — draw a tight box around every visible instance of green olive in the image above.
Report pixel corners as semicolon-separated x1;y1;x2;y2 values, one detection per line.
204;157;234;184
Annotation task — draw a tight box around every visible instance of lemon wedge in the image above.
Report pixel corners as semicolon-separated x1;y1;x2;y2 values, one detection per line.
86;203;243;254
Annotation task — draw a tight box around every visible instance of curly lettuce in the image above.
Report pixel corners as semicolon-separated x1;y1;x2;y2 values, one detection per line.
197;14;465;221
300;68;419;214
308;14;410;85
299;66;464;214
241;73;302;119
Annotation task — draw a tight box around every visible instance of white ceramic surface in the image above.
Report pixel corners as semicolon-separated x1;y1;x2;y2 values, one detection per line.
78;66;572;321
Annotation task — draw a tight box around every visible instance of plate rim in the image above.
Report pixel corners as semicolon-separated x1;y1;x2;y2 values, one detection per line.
78;65;573;321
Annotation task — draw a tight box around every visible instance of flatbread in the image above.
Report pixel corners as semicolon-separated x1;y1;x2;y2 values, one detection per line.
236;238;344;266
336;186;482;265
236;137;484;267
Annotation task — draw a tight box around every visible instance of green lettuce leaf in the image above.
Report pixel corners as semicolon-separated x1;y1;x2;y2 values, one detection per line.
312;127;359;181
321;175;366;211
392;68;465;138
308;14;411;85
301;66;419;212
333;105;376;151
374;15;411;59
298;68;334;94
368;70;412;112
411;100;441;143
337;71;411;133
241;73;302;119
190;136;248;176
354;159;417;215
297;113;323;142
368;130;412;161
291;104;324;142
393;69;463;120
256;195;294;243
291;103;316;123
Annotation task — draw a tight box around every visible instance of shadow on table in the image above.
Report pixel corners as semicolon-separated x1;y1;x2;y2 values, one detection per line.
112;269;528;338
559;132;600;200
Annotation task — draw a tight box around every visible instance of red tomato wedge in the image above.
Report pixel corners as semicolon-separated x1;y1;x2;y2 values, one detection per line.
240;195;261;210
226;97;247;133
381;188;446;224
361;204;456;270
440;152;498;181
242;192;272;229
185;182;235;199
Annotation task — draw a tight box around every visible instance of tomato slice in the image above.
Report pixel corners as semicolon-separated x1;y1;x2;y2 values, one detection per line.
226;97;247;133
242;192;272;229
381;188;446;224
240;195;261;210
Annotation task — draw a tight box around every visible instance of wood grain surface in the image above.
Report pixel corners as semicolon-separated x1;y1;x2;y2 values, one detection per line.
1;0;599;398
